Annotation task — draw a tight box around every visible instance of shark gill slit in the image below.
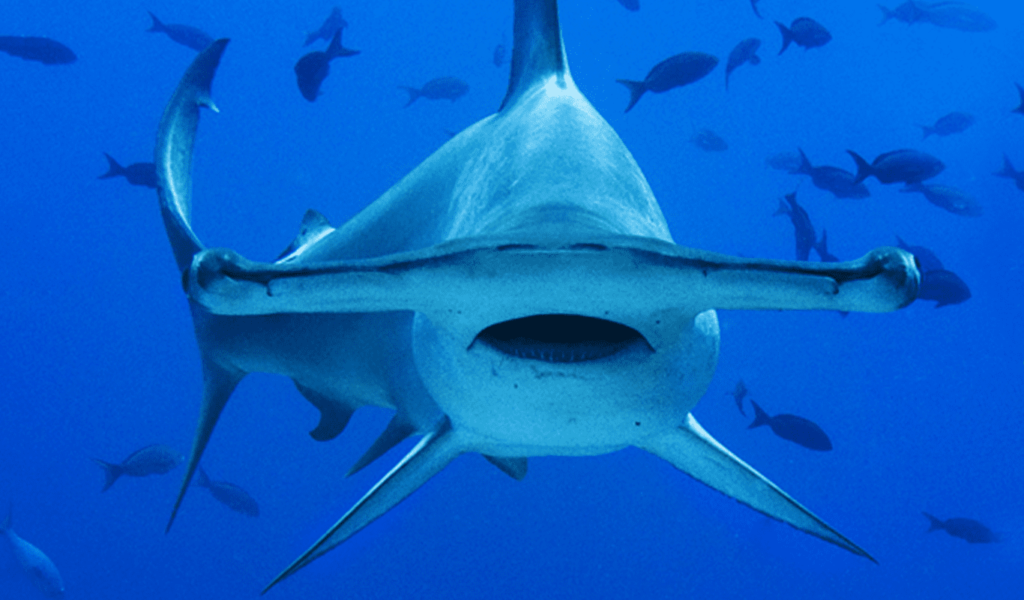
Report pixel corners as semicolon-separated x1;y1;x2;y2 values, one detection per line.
474;314;651;363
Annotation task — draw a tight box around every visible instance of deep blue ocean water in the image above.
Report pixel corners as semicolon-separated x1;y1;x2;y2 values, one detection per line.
2;1;1021;598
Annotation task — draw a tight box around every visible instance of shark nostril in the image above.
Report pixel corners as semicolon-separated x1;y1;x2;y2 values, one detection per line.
475;315;648;363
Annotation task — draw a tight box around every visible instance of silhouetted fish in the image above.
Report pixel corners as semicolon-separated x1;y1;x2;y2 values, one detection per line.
725;38;761;90
794;149;870;199
399;76;469;106
295;28;360;102
776;17;831;54
98;153;157;189
994;154;1024;191
726;379;749;416
195;467;260;517
691;129;728;152
896;236;943;273
1;507;65;598
147;12;214;52
900;182;982;217
749;401;832;451
919;111;974;139
751;0;763;19
616;0;639;11
923;3;996;32
813;229;840;262
304;7;347;47
878;1;930;25
924;512;998;543
0;36;76;65
1013;83;1024;115
765;150;803;172
617;51;718;113
773;191;815;261
847;149;944;185
918;269;971;307
91;444;184;491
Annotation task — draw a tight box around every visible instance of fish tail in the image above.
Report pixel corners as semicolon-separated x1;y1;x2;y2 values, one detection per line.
747;401;771;429
92;458;124;492
919;125;934;140
146;11;165;33
877;5;894;26
615;79;646;113
795;147;812;175
98;153;126;179
993;154;1017;178
922;512;944;533
195;466;211;488
1014;83;1024;115
846;150;872;185
398;86;421;108
772;199;790;217
775;21;793;55
813;229;828;257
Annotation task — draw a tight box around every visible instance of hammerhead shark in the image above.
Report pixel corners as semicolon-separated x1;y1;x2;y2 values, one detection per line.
154;0;918;592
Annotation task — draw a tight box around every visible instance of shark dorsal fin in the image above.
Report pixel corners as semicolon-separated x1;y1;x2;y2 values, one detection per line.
277;209;336;260
499;0;569;111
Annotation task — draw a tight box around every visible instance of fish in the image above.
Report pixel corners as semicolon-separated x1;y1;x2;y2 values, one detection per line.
146;12;214;52
921;2;996;32
918;111;974;139
153;0;918;588
725;38;761;90
98;153;158;189
91;444;184;491
294;28;360;102
813;229;840;263
1014;83;1024;115
773;191;816;261
1;506;65;598
0;36;76;65
776;17;832;55
765;150;803;173
793;149;870;199
399;76;470;107
895;236;943;273
726;379;749;416
878;1;930;25
616;0;640;11
899;182;982;217
304;7;347;47
994;154;1024;192
918;269;971;307
616;51;718;112
691;128;728;152
748;401;832;451
847;149;944;185
195;467;260;517
751;0;763;19
923;512;998;543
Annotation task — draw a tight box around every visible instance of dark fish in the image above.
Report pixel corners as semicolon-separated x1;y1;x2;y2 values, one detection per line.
847;149;944;185
751;0;763;19
616;0;640;11
765;150;803;173
776;17;832;54
794;149;870;199
493;40;506;67
399;76;470;107
1;507;65;598
725;38;761;90
773;191;815;261
919;111;974;139
748;401;832;451
195;468;260;517
895;236;944;273
691;129;728;152
878;1;932;26
918;269;971;307
899;182;982;217
994;154;1024;191
1014;83;1024;115
147;12;214;52
304;7;347;47
813;229;840;262
98;153;157;189
295;28;360;102
91;444;184;491
0;36;75;65
726;379;749;416
616;51;718;113
924;513;998;543
922;3;996;32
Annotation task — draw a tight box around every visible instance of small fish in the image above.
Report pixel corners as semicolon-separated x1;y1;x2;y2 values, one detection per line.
923;512;998;543
895;236;944;273
922;3;996;32
748;401;832;451
98;153;157;189
776;17;831;55
794;149;870;199
726;379;749;416
304;7;347;47
146;12;214;52
725;38;761;90
195;468;260;517
1013;83;1024;115
616;0;640;11
919;111;974;139
751;0;763;19
813;229;840;262
91;444;184;491
691;128;728;152
773;191;815;261
918;269;971;307
878;1;931;26
847;148;944;185
899;182;982;217
765;150;803;173
0;36;76;65
1;507;65;598
294;28;360;102
616;51;718;113
994;154;1024;191
399;76;470;107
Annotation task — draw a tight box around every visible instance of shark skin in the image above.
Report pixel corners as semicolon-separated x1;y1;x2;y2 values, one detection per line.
154;0;918;592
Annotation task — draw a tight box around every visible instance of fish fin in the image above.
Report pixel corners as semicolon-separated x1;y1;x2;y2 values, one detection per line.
167;359;244;533
795;147;812;175
877;5;895;26
923;512;944;532
748;400;771;429
616;79;646;113
146;12;165;33
775;21;793;55
919;124;934;140
749;54;761;66
483;455;528;480
994;154;1017;178
1014;83;1024;115
195;466;211;488
398;85;421;107
346;412;417;476
293;382;354;442
277;209;336;260
772;199;790;217
846;150;872;185
155;39;229;274
499;0;569;112
98;153;126;179
813;229;828;259
640;414;876;562
91;458;125;492
263;419;463;593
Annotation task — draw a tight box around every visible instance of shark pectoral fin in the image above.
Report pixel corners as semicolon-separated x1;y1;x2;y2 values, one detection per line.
263;419;463;594
639;414;875;563
346;412;416;476
167;359;244;533
483;455;528;480
293;382;354;442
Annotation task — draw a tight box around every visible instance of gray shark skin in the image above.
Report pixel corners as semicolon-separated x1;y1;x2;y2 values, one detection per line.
153;0;919;592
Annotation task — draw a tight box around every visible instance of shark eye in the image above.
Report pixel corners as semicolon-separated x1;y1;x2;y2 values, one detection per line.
475;314;648;363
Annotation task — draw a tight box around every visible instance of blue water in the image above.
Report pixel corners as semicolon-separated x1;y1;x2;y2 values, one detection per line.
2;1;1021;598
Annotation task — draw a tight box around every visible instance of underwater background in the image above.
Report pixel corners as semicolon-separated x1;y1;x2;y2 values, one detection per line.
1;0;1021;598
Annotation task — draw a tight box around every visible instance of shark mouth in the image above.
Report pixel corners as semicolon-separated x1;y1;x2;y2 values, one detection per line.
475;314;650;363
